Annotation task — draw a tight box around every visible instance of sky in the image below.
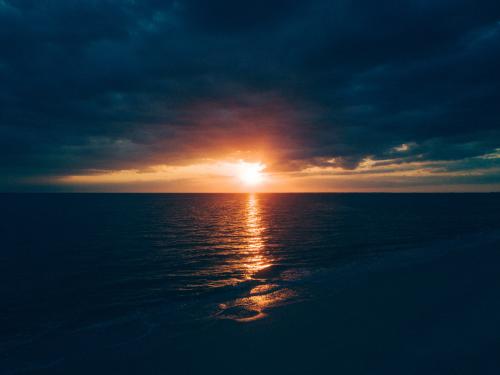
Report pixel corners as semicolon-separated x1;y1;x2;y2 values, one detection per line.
0;0;499;192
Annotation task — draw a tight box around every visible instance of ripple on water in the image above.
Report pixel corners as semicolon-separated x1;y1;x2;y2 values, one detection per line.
217;285;297;322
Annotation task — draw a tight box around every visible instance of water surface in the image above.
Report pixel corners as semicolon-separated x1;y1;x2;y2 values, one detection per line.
1;193;499;372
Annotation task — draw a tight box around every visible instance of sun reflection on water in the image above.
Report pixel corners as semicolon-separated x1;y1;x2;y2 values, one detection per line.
243;193;272;278
217;193;296;322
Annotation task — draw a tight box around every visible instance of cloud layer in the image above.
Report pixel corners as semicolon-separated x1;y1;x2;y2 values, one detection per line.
0;0;499;190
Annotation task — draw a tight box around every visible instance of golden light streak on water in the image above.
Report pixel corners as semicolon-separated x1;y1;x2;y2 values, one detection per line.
217;193;296;322
242;193;272;278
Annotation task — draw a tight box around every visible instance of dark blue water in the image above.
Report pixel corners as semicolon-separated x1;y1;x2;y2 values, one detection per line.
1;193;500;373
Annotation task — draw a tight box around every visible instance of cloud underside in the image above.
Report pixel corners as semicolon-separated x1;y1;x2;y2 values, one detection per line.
0;0;499;190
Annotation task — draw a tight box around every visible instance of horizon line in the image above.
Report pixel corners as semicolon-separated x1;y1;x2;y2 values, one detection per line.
1;191;499;194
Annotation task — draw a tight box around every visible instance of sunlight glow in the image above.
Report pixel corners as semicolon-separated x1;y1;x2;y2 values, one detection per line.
236;161;266;186
57;159;270;191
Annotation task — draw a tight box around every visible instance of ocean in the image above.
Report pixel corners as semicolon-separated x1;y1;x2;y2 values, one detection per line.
1;193;500;374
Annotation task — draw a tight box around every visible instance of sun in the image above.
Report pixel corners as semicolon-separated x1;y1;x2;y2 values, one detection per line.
237;161;266;186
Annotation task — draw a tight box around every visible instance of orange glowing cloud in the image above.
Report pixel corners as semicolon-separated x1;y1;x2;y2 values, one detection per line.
57;159;274;192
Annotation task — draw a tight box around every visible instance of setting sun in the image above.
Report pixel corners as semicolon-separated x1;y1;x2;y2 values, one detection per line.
236;161;266;186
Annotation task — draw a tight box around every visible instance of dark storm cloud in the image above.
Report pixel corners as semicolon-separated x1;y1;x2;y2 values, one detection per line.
181;0;304;32
0;0;499;188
